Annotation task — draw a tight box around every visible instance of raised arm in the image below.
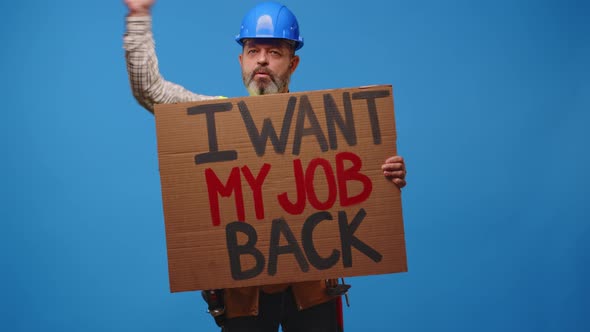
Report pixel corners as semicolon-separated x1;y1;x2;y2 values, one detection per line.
123;0;221;113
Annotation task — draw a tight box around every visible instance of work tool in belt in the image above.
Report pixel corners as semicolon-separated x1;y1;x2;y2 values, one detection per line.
326;278;351;306
201;289;226;327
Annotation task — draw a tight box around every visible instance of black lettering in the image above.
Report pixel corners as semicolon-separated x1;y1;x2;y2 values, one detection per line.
352;90;390;145
338;208;382;267
292;95;329;155
302;211;340;270
188;103;238;164
225;221;265;280
268;218;309;276
238;97;297;156
324;92;357;150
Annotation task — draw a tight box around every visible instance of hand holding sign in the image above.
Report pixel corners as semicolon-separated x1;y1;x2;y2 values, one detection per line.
382;156;407;189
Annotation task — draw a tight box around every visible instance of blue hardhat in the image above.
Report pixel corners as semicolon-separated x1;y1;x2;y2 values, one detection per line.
235;2;304;50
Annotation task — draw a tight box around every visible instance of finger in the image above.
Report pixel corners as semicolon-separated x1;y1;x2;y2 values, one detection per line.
385;156;404;164
381;162;404;172
383;170;405;178
392;177;406;189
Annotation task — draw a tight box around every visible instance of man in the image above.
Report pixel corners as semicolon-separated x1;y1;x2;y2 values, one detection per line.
123;1;407;331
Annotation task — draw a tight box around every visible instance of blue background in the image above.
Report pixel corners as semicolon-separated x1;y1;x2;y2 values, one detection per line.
1;0;589;331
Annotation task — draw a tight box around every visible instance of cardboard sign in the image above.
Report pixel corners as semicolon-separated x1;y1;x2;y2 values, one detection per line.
154;85;407;292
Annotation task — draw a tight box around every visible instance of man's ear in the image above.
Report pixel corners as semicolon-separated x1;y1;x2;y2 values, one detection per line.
238;53;243;67
289;55;300;74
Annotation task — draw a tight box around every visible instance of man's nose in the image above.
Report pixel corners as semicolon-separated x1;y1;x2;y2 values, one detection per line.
257;50;269;65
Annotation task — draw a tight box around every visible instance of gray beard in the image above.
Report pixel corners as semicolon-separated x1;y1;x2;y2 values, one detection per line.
242;70;290;96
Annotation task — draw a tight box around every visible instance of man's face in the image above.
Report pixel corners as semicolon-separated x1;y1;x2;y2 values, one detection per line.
239;39;300;96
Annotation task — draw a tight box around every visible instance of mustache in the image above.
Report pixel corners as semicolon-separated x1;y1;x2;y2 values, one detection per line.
251;67;275;79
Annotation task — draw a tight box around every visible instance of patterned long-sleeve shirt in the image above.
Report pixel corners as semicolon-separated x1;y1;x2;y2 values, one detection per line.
123;15;336;319
124;16;223;113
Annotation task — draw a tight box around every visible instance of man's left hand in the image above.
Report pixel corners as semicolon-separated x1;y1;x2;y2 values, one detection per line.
382;156;407;189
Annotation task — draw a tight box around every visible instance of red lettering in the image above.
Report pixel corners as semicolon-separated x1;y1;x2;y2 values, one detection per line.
277;159;307;215
336;152;372;206
278;153;372;215
241;163;271;220
305;158;337;210
205;167;245;226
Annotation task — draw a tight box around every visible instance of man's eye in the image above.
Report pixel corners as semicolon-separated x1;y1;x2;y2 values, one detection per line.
248;49;258;54
270;50;281;56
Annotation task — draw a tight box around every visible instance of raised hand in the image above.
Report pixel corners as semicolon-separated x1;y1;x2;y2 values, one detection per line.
124;0;156;16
